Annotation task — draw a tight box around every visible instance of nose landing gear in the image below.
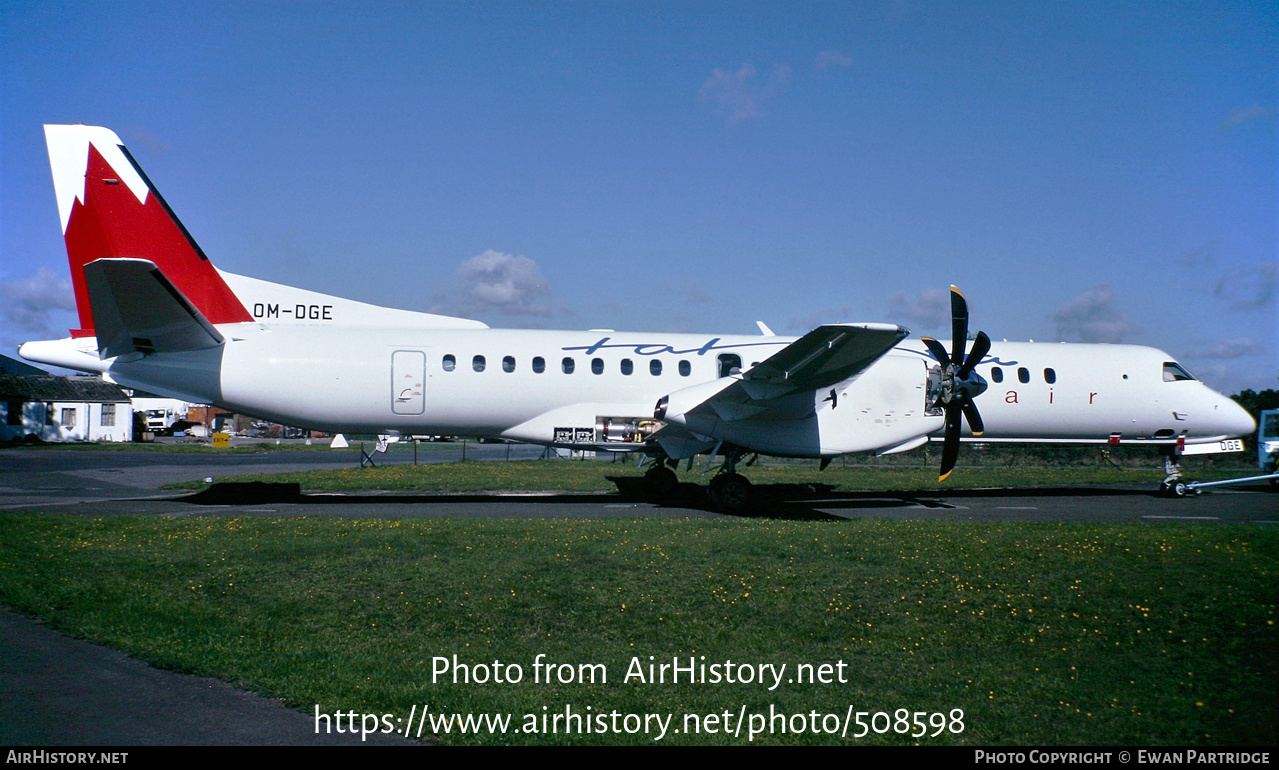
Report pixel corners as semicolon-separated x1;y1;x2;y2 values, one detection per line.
1159;449;1198;497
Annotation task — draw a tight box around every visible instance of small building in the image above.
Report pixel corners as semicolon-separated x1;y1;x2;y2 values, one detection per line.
1;374;134;443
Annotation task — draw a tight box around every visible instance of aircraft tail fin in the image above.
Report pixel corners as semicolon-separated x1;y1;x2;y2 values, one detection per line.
83;258;224;359
44;124;252;338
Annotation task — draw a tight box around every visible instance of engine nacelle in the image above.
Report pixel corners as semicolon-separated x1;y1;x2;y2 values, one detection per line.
656;353;942;457
654;376;737;425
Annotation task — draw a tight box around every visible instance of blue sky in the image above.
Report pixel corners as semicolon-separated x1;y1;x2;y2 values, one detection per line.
2;1;1275;394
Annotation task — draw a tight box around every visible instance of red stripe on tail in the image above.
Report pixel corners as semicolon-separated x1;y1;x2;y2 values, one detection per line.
63;143;252;336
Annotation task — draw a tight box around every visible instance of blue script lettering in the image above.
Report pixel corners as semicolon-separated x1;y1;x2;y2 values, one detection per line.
562;337;787;357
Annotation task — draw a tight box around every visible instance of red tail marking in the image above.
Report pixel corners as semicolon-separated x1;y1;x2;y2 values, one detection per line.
62;144;252;335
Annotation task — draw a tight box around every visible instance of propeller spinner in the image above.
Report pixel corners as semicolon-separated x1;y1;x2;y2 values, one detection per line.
921;286;990;482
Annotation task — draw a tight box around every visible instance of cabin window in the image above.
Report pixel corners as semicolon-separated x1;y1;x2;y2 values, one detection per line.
1044;368;1056;384
442;355;456;372
990;367;1003;383
101;403;116;427
718;354;742;378
502;356;516;373
1017;367;1030;384
562;357;575;374
472;355;486;372
620;358;633;375
678;360;691;377
532;356;545;373
591;358;604;375
650;360;663;376
1163;362;1195;382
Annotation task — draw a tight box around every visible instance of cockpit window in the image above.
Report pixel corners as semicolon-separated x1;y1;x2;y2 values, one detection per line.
1162;362;1196;382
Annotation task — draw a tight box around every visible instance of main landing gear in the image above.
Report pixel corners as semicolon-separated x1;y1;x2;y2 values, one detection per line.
642;461;679;500
708;471;752;514
705;446;754;514
641;447;756;513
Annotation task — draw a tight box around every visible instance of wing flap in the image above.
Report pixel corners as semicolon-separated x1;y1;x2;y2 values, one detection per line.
84;258;224;359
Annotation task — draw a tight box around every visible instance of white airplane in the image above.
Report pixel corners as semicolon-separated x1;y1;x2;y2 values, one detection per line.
19;125;1256;510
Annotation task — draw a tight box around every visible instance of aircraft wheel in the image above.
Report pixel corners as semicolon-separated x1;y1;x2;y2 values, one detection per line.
643;466;679;500
1170;481;1188;498
708;473;752;514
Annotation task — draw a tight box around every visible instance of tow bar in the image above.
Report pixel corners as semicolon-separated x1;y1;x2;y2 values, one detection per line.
1182;472;1279;495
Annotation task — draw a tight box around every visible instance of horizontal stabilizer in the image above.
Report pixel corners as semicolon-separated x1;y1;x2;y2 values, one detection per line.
84;258;225;358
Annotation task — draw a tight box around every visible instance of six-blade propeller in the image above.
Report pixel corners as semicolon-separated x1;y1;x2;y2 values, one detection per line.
920;286;991;482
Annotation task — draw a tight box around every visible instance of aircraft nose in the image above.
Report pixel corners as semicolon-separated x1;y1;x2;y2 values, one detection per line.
1217;396;1256;438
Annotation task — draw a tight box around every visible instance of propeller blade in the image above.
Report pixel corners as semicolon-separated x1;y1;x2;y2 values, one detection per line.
921;336;951;366
961;400;984;436
950;286;968;364
957;330;991;380
939;405;962;482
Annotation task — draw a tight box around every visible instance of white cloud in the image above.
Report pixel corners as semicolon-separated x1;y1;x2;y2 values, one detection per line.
1051;284;1137;343
815;50;852;72
1212;263;1277;310
887;287;949;330
700;62;792;124
435;250;557;319
1;268;77;335
1185;337;1264;360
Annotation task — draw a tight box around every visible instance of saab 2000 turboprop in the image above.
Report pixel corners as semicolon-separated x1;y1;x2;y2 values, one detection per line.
18;125;1256;510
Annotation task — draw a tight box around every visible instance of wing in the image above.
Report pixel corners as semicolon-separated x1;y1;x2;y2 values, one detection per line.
743;323;909;392
659;323;910;429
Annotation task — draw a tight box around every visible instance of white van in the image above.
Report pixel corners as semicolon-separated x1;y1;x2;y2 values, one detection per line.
1259;409;1279;475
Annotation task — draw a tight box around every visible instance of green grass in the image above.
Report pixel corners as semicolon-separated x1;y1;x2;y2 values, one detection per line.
163;459;1254;493
0;515;1273;745
3;439;451;454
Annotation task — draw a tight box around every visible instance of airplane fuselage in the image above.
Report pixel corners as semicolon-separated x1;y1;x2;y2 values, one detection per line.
32;323;1248;459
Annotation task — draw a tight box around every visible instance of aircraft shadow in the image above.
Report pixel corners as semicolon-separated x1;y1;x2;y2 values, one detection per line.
179;482;623;508
172;476;1268;521
174;480;846;520
609;477;1169;520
